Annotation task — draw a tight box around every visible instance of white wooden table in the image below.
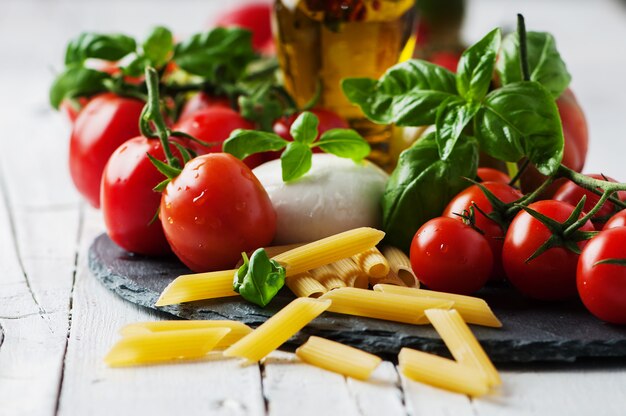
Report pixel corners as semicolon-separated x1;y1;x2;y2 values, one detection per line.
1;0;626;415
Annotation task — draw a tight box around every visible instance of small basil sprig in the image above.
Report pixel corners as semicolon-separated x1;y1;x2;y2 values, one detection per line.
124;26;174;77
223;111;371;182
234;249;286;307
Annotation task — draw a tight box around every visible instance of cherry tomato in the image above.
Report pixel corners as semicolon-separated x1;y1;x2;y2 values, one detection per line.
503;200;595;301
178;92;231;122
603;210;626;230
477;167;511;184
214;3;273;54
160;153;276;272
60;97;90;124
577;227;626;324
428;51;462;73
409;217;492;295
553;174;626;230
69;93;144;208
174;107;265;169
100;137;184;256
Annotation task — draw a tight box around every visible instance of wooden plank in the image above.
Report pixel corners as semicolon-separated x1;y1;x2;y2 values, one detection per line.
399;370;475;416
345;362;407;416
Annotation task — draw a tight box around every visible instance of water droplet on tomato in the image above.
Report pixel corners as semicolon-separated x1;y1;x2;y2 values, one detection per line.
193;190;207;205
165;203;172;210
119;145;128;153
440;244;448;253
194;216;205;225
235;201;247;211
194;173;199;179
193;162;205;171
167;217;174;224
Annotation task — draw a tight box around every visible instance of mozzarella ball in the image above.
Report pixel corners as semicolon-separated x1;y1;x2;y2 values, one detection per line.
253;154;388;244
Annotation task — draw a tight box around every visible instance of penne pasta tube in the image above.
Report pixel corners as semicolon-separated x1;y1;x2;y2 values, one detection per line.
369;271;408;287
381;246;419;287
319;287;453;325
373;285;502;328
273;227;385;276
235;244;303;267
155;269;237;307
286;272;327;298
398;347;489;397
119;320;252;349
296;336;382;380
310;264;346;290
425;309;501;387
104;328;230;367
223;298;331;363
331;258;368;289
352;247;390;278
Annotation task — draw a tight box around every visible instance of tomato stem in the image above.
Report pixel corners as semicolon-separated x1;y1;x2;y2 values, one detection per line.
517;14;531;82
564;191;612;237
557;164;626;209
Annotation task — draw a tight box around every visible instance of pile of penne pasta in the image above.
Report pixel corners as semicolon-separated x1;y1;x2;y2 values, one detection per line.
105;227;503;396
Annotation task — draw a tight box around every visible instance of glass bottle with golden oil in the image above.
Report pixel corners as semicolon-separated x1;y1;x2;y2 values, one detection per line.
272;0;416;169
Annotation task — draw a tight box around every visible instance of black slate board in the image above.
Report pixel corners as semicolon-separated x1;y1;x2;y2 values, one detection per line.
89;233;626;363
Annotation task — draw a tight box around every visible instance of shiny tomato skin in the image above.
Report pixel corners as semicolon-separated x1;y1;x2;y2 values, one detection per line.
178;92;231;122
604;210;626;230
503;200;595;301
214;3;273;53
553;174;626;230
69;94;144;208
409;217;492;295
160;153;276;272
577;227;626;324
100;137;183;256
174;107;265;169
477;167;511;184
443;182;523;280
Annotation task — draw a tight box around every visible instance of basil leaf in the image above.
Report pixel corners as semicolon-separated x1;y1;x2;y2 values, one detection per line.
290;111;319;144
233;249;286;308
456;28;501;102
65;33;136;65
123;55;150;77
316;129;371;162
474;81;564;175
281;141;313;182
173;28;256;82
143;26;174;68
238;83;286;132
342;60;457;126
49;66;110;109
435;98;479;160
382;133;479;251
223;130;287;160
496;31;571;98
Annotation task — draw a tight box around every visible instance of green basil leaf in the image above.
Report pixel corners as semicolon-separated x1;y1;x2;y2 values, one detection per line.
496;31;571;98
49;66;110;109
122;55;150;77
382;133;479;251
316;129;371;162
65;33;136;65
281;141;313;182
233;249;286;307
290;111;319;144
223;129;287;160
143;26;174;68
435;98;479;160
342;60;458;126
474;81;564;175
456;28;501;101
238;86;285;132
173;27;256;82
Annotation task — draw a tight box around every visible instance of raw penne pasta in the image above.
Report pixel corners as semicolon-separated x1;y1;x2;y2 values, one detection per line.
296;336;382;380
398;347;489;396
155;269;237;307
119;320;252;349
286;272;327;298
331;258;368;288
319;287;453;325
425;309;501;387
273;227;385;276
235;244;303;267
352;247;389;278
369;271;408;287
105;328;230;367
223;298;331;363
373;285;502;328
310;264;346;290
381;246;419;287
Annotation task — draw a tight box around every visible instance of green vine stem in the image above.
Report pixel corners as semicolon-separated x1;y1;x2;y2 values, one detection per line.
557;165;626;209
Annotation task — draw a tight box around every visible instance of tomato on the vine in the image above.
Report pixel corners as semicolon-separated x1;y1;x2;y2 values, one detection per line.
477;167;511;184
409;217;492;295
503;200;595;301
160;153;276;272
69;93;144;208
214;3;274;54
603;210;626;230
577;227;626;324
178;92;231;122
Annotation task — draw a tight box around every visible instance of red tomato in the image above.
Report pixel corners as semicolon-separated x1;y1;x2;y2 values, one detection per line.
503;200;595;301
429;51;462;73
214;2;273;53
100;137;184;256
174;107;265;169
577;227;626;324
604;210;626;230
69;94;144;208
443;182;523;281
160;154;276;272
553;174;626;230
477;167;511;184
409;217;492;295
178;92;231;122
60;97;90;124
